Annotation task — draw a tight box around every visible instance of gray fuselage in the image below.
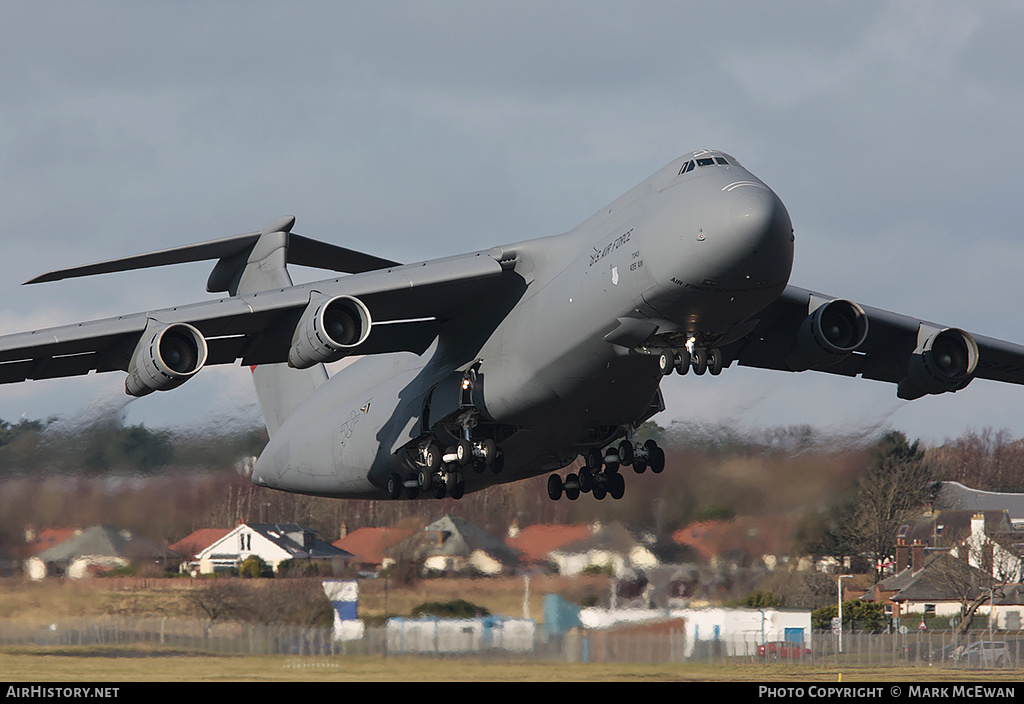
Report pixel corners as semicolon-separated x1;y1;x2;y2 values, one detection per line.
251;151;794;498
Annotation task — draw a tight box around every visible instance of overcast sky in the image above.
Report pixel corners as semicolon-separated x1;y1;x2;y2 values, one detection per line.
2;1;1024;445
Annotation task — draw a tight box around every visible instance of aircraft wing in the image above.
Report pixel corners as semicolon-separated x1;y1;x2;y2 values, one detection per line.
720;285;1024;399
0;251;510;385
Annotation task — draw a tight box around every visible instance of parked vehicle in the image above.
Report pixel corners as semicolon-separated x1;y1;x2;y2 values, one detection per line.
754;641;814;662
948;641;1008;667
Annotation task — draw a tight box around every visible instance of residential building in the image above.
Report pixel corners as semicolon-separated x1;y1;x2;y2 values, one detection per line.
192;523;352;575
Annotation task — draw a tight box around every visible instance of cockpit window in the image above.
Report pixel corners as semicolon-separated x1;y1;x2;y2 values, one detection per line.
679;154;738;176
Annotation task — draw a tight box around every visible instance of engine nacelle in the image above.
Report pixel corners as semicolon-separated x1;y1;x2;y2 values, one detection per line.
288;294;372;369
790;298;869;370
125;321;208;397
897;327;979;400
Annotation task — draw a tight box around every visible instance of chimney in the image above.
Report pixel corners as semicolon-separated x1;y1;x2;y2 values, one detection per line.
895;539;909;572
339;521;348;540
971;512;985;540
911;541;925;572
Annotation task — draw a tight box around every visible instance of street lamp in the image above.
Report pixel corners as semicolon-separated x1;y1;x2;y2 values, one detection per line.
838;575;853;653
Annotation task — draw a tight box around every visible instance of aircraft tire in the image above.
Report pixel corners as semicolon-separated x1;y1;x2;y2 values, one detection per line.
633;456;647;473
646;440;665;474
618;440;633;466
692;348;708;375
387;473;403;500
456;439;472;466
547;474;563;501
708;348;724;375
608;472;625;500
482;439;497;466
418;467;433;491
592;484;607;500
425;445;441;470
675;349;691;375
585;447;603;470
578;467;594;493
564;473;580;501
450;476;465;500
658;352;673;376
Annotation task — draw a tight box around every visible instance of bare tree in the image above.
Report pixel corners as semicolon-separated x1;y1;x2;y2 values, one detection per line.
846;432;931;580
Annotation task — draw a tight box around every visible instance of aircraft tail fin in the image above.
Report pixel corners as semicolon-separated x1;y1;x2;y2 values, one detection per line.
231;224;324;436
24;216;401;294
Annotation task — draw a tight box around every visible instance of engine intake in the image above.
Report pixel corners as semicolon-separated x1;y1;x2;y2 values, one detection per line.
897;327;979;400
125;321;208;397
289;294;372;369
790;298;869;370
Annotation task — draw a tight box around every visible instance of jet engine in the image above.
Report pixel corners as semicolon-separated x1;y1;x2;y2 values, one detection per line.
288;294;372;369
897;327;979;400
125;321;208;397
790;298;869;370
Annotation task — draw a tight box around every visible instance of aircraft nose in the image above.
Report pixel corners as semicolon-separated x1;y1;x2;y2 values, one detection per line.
726;185;794;280
730;187;791;248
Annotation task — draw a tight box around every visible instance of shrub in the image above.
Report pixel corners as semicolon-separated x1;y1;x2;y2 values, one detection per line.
410;599;490;619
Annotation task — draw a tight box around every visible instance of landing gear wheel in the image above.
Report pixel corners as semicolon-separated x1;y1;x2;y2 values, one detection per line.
608;472;625;500
708;348;724;376
633;455;647;473
617;440;634;466
425;445;441;471
433;483;447;499
592;483;607;500
645;439;665;474
491;450;504;474
418;467;433;491
564;473;580;501
578;467;594;493
385;472;401;501
658;352;674;376
456;439;472;466
482;439;497;466
547;474;563;501
450;474;465;500
692;347;708;375
675;348;691;375
585;447;603;471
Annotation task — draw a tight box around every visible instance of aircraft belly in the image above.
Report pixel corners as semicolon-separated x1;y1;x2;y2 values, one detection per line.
252;353;429;498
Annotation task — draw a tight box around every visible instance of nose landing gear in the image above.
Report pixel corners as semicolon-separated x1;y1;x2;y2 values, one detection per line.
659;343;724;377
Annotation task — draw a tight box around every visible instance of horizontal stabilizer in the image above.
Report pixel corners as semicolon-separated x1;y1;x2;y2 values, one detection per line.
24;216;402;288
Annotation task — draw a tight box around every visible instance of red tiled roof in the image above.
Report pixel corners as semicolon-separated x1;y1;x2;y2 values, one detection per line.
672;517;795;562
24;528;80;559
506;524;592;564
169;528;232;558
333;527;414;565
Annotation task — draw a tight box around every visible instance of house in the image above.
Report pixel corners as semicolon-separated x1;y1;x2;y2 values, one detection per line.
168;528;232;574
548;522;698;578
24;525;167;580
672;516;798;569
933;481;1024;527
504;522;592;569
193;523;353;575
386;515;520;576
333;526;417;575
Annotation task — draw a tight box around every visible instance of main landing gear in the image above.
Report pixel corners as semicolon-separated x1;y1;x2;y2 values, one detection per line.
387;436;504;501
546;436;666;502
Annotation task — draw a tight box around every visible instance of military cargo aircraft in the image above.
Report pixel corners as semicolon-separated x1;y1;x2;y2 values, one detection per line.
4;149;1024;502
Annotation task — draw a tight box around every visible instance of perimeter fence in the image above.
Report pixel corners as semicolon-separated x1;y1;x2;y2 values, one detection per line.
1;616;1022;670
